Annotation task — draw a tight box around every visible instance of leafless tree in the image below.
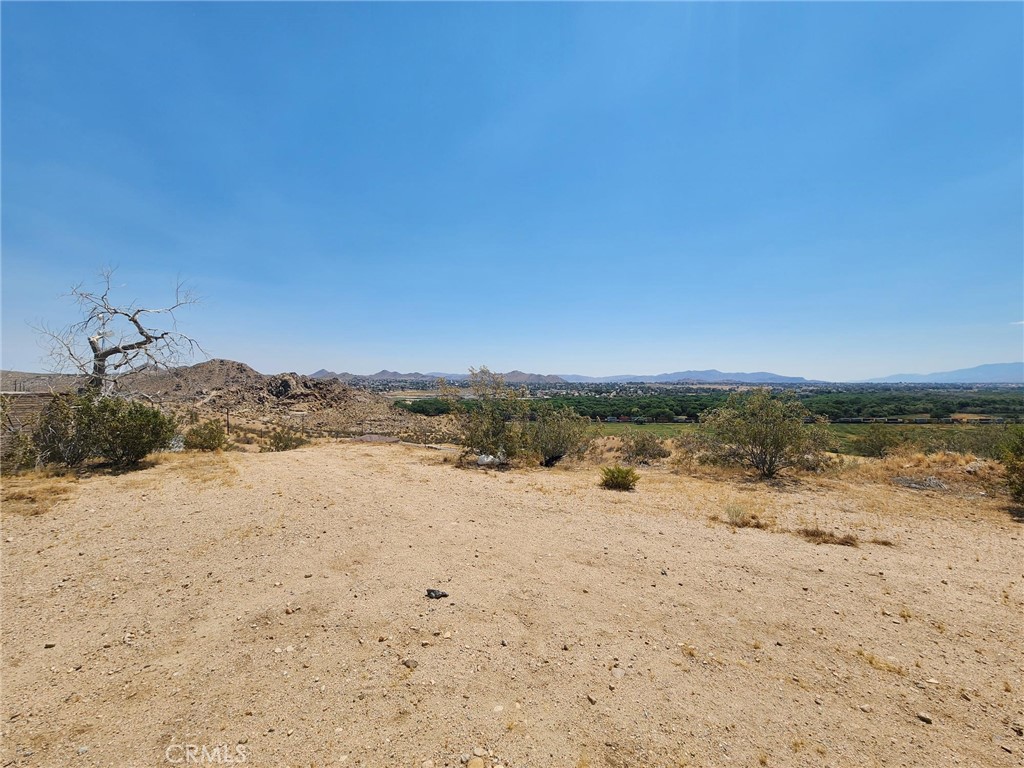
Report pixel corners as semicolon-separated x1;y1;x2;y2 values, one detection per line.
39;268;205;393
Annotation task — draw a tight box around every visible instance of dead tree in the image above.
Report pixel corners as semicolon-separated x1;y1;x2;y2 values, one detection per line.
39;268;204;393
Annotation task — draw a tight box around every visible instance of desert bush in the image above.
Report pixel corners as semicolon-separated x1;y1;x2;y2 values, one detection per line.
1;430;38;474
183;419;228;451
529;405;593;467
698;388;836;479
1;396;39;473
91;397;176;466
446;367;532;465
600;464;639;491
1000;426;1024;503
854;425;905;458
33;394;175;468
621;429;671;465
263;425;309;452
33;394;101;467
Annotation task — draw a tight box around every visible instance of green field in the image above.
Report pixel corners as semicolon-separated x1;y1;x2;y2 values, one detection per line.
594;421;697;438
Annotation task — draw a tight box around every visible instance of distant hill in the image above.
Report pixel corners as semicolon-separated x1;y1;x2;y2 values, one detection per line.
311;369;565;384
862;362;1024;384
557;370;812;384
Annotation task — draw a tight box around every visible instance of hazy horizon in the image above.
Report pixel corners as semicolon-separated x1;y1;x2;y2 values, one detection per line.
3;3;1021;381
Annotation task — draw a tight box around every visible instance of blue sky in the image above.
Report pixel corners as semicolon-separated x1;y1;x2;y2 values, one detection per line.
2;2;1021;381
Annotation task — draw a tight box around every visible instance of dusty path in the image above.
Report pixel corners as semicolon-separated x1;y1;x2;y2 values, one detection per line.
2;442;1022;767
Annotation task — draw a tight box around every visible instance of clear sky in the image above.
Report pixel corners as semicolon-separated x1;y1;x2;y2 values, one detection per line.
2;2;1022;381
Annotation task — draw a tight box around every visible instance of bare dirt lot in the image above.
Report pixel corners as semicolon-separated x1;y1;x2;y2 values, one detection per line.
2;443;1022;767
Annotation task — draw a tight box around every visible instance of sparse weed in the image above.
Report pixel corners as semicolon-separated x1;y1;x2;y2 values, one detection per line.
722;503;770;529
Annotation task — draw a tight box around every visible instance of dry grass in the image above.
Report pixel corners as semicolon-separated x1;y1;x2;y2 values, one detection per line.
715;502;772;530
795;527;859;547
1;469;80;516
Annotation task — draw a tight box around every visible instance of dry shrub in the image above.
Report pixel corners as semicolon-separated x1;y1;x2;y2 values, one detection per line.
718;502;770;529
796;527;859;547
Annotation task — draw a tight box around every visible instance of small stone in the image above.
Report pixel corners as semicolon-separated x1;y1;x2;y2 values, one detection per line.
77;747;89;755
587;694;598;705
859;704;872;713
611;667;625;679
493;705;503;713
501;639;508;647
402;659;419;669
1000;745;1013;754
562;644;569;651
422;761;435;768
815;697;823;705
304;573;313;578
44;643;56;649
473;747;486;757
926;678;939;684
238;737;248;744
443;632;451;639
467;759;485;768
459;754;470;764
285;607;294;615
916;712;933;724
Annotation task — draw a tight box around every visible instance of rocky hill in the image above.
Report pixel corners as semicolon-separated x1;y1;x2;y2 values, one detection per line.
2;360;449;440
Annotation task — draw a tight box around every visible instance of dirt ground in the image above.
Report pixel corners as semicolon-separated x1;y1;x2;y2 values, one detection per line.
2;442;1022;768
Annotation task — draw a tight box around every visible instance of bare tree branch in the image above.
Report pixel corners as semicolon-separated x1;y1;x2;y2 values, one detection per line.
35;268;206;393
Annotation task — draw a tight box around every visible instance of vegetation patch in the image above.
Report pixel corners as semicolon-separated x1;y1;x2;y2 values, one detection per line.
600;465;639;491
716;503;771;529
796;527;859;547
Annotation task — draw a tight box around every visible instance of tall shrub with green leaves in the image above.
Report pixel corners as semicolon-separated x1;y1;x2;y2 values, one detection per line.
449;367;532;464
621;429;671;465
33;394;174;468
34;394;101;467
92;397;176;466
529;404;593;467
1000;426;1024;504
698;388;836;479
183;419;228;451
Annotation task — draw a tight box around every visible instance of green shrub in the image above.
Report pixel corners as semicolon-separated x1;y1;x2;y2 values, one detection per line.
33;394;174;468
92;398;176;466
183;420;228;451
621;429;671;465
263;425;309;452
449;367;532;465
698;388;836;479
1;396;38;473
600;465;639;491
1;430;38;474
33;394;101;467
530;405;593;467
854;425;905;458
1001;426;1024;504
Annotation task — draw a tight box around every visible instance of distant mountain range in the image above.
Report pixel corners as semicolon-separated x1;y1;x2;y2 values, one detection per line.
555;370;813;384
310;362;1024;385
859;362;1024;384
309;369;566;384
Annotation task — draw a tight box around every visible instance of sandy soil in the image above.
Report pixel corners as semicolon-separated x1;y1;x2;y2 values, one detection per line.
2;442;1022;768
